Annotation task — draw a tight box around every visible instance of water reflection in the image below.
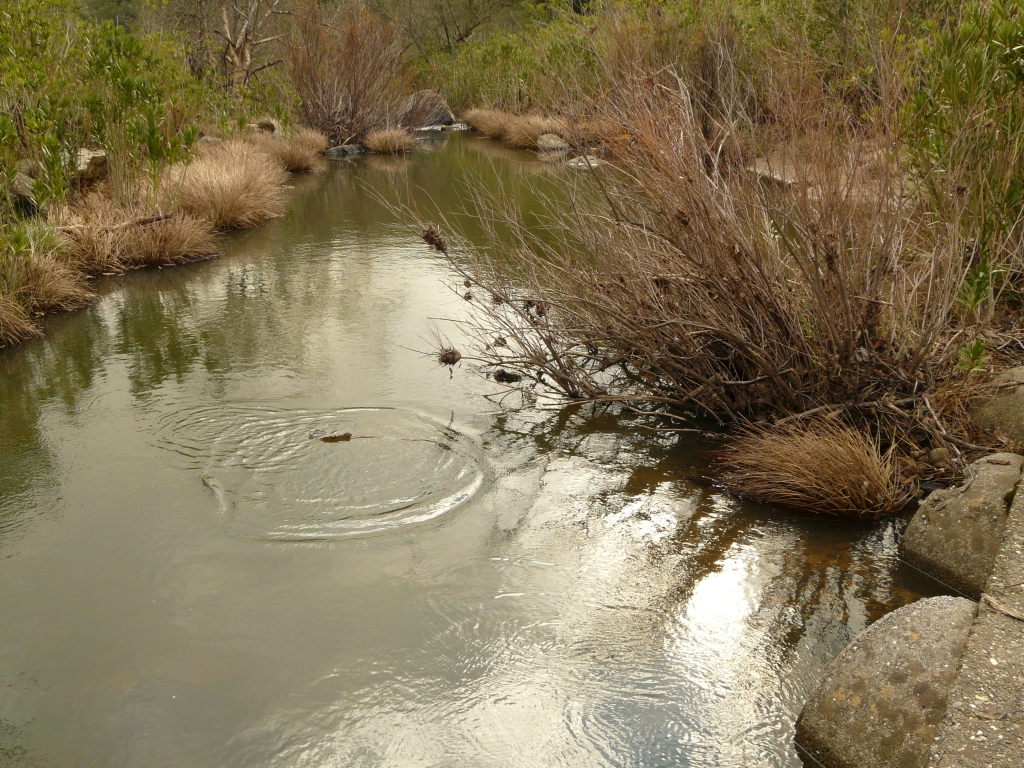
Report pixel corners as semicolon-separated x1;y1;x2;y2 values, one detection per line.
0;134;947;767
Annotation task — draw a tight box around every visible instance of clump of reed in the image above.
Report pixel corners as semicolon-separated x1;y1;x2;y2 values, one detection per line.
462;108;511;139
0;294;38;347
21;253;94;312
59;196;217;274
502;115;568;150
241;130;327;173
720;422;906;520
164;141;288;229
363;128;415;154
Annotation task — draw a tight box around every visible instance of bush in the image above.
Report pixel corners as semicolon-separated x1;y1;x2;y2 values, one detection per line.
286;0;405;144
241;131;325;173
164;141;288;229
363;128;415;154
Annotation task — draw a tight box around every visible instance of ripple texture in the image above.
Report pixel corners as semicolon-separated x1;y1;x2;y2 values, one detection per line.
157;406;485;540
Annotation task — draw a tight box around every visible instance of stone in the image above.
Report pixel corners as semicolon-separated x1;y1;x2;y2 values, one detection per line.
15;159;42;179
401;89;455;129
74;148;108;183
795;595;978;768
255;117;281;135
325;144;364;160
566;154;604;168
11;172;37;215
197;135;223;147
902;453;1023;599
973;367;1024;446
928;482;1024;767
537;133;570;152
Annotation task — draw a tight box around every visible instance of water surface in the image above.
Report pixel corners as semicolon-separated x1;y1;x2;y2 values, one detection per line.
0;133;942;767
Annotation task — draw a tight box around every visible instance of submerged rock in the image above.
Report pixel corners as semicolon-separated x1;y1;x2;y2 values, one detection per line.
902;452;1023;598
796;595;977;768
537;133;570;152
566;154;603;168
326;144;364;160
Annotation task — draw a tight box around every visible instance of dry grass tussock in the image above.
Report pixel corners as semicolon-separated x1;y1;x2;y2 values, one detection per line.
164;141;288;229
242;131;326;173
0;294;38;347
462;108;511;139
21;254;93;312
502;115;568;149
721;422;906;520
363;128;414;154
59;196;217;273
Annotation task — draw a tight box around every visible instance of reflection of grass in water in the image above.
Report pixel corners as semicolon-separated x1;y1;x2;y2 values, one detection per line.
362;153;413;176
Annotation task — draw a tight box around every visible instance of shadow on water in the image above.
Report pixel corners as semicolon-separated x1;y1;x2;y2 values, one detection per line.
0;133;951;768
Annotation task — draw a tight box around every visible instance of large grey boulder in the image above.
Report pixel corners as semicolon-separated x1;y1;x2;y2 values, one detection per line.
901;453;1023;599
796;595;977;768
402;89;455;129
927;479;1024;767
973;367;1024;446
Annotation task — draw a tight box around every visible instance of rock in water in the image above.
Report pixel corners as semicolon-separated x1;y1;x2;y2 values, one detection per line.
901;453;1024;599
325;144;364;160
537;133;570;152
401;89;455;129
796;595;977;768
309;429;352;442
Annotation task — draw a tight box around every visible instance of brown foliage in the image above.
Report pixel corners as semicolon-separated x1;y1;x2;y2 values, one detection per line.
363;128;414;154
165;141;288;229
242;131;325;173
21;254;93;312
720;421;906;519
285;0;405;144
502;115;567;150
462;108;510;139
0;293;40;347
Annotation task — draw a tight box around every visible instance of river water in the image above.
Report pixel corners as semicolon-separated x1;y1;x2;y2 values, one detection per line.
0;133;941;767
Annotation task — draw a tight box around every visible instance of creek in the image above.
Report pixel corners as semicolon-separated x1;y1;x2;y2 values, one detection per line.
0;132;942;767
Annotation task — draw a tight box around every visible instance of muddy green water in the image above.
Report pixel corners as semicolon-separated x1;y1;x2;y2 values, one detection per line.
0;133;941;767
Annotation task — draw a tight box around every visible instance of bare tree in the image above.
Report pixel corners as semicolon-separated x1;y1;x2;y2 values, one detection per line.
217;0;283;90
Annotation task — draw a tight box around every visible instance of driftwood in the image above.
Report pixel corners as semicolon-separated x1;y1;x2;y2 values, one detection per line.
55;213;174;232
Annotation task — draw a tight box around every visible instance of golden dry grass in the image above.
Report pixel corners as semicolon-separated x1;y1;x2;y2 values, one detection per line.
502;115;567;149
294;128;330;154
21;254;94;312
241;131;325;173
60;196;218;273
462;108;511;139
720;421;906;519
363;127;415;154
0;293;40;347
165;141;288;229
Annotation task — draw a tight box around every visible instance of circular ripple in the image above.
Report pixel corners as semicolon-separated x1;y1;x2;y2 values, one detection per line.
157;407;485;540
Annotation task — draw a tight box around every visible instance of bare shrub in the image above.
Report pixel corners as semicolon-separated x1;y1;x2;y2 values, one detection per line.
241;132;323;173
0;293;39;347
165;141;288;229
285;0;405;144
720;421;906;519
363;128;414;154
462;108;511;139
502;115;567;150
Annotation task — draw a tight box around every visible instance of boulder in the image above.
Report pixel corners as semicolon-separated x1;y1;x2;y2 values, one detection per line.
16;159;43;179
901;453;1023;599
402;89;455;129
255;117;281;135
796;595;978;768
74;148;108;183
537;133;570;152
973;367;1024;446
11;172;37;215
325;144;364;160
